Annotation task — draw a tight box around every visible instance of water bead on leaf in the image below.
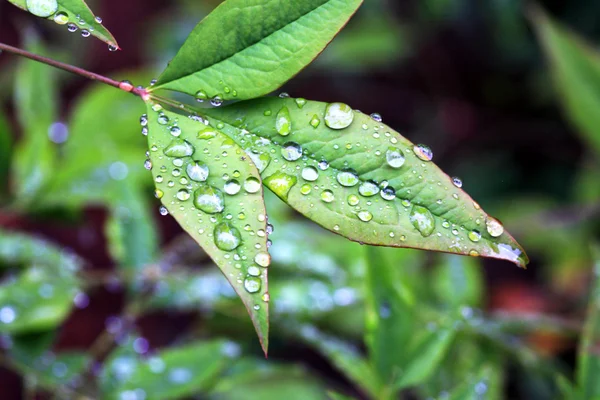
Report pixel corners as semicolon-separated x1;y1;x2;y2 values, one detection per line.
281;142;303;161
321;190;335;203
413;144;433;161
336;170;359;187
224;179;241;195
53;11;69;25
193;185;225;214
358;210;373;222
380;187;396;201
176;189;190;201
244;277;262;293
468;230;482;242
452;177;463;188
409;205;435;237
244;177;262;194
486;217;504;237
370;113;383;122
254;252;271;267
310;115;321;128
214;223;242;251
275;107;292;136
324;103;354;129
163;139;195;157
301;166;319;181
385;147;406;168
358;181;379;197
186;162;209;182
26;0;58;17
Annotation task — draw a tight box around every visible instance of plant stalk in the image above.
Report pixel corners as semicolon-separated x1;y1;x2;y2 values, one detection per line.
0;42;149;99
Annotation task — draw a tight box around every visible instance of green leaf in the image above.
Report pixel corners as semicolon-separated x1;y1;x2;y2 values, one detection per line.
146;105;270;354
0;267;79;334
575;245;600;399
12;32;57;204
326;392;357;400
0;111;13;198
432;254;484;309
530;6;600;156
7;0;118;48
151;0;362;101
447;365;502;400
101;339;235;400
105;183;158;270
200;97;528;268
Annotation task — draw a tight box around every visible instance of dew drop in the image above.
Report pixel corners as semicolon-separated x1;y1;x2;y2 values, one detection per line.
186;161;209;182
176;189;190;201
324;103;354;130
67;22;78;32
347;194;359;206
164;139;194;157
26;0;58;17
244;277;261;293
370;113;382;122
159;206;169;216
214;223;242;251
193;185;225;214
300;184;311;195
336;170;359;187
53;11;69;25
358;181;379;197
275;107;292;136
410;205;435;237
195;90;208;101
244;177;261;193
386;147;406;168
197;128;218;140
358;210;373;222
486;217;504;237
310;114;321;128
380;187;396;201
254;252;271;267
264;172;297;201
301;166;319;181
210;96;223;107
318;160;329;170
452;177;463;188
154;189;164;199
321;190;335;203
468;230;481;242
413;144;433;161
281;142;303;161
224;179;241;195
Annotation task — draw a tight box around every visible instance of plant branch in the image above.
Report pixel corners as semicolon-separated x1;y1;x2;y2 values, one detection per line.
0;42;149;99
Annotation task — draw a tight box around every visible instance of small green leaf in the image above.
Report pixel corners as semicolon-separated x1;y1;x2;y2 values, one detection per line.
575;245;600;399
151;0;362;101
447;365;501;400
432;254;484;309
146;105;270;354
530;6;600;156
101;339;235;400
12;32;57;204
7;0;119;48
327;392;357;400
200;97;528;268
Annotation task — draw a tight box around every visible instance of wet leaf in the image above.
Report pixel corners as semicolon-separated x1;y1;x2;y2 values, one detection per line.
146;105;270;354
151;0;362;101
432;254;484;309
200;97;528;268
575;246;600;399
12;32;57;205
446;365;502;400
101;339;236;400
530;6;600;156
0;267;79;334
7;0;119;48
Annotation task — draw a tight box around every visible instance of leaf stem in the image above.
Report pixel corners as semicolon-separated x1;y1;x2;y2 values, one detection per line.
0;42;149;99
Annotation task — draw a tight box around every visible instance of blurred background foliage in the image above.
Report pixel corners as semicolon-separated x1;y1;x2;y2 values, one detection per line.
0;0;599;398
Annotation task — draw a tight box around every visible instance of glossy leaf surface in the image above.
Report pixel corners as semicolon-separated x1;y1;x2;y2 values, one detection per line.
146;105;270;353
7;0;118;48
151;0;362;101
201;97;528;268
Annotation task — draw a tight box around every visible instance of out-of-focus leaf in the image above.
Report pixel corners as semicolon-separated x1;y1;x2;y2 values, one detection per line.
296;324;380;398
151;0;363;101
211;359;328;400
201;97;528;268
575;246;600;399
146;106;270;354
447;365;502;400
0;110;12;197
101;339;237;400
326;392;357;400
43;73;151;209
364;246;414;385
0;228;83;272
7;0;118;48
0;267;78;333
573;159;600;203
105;183;157;270
531;6;600;156
394;327;456;390
12;32;57;204
433;254;484;309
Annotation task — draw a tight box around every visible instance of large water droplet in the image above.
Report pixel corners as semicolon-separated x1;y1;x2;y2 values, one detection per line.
413;144;433;161
164;139;194;157
244;177;261;193
254;252;271;267
321;190;335;203
26;0;58;17
325;103;354;129
452;177;463;188
53;11;69;25
486;217;504;237
244;277;262;293
301;166;319;181
310;114;321;128
336;170;359;187
410;205;435;237
276;106;292;136
214;223;242;251
264;172;297;201
176;189;190;201
186;161;209;182
468;230;481;242
281;142;302;161
358;210;373;222
359;181;379;197
386;147;406;168
380;186;396;201
248;151;271;173
193;185;225;214
224;179;241;195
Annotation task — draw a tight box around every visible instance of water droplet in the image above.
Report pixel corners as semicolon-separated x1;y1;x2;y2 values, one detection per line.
244;177;261;193
318;160;329;170
53;11;69;25
262;293;270;302
193;185;225;214
210;96;223;107
95;16;103;23
336;170;359;187
164;139;194;157
264;172;297;200
370;113;382;122
26;0;58;17
468;230;481;242
247;151;271;173
67;22;78;32
413;144;433;161
300;184;311;195
347;194;359;206
469;250;479;257
310;114;321;128
244;277;262;293
224;179;241;195
186;162;209;182
214;223;242;251
410;205;435;237
0;306;16;324
275;107;292;136
359;181;379;197
195;90;208;101
159;206;169;216
321;190;335;203
358;210;373;222
279;92;290;98
452;177;463;188
380;187;396;201
197;128;218;140
144;160;152;170
325;103;354;129
301;166;319;181
281;142;303;161
254;252;271;267
170;126;182;137
176;189;190;201
386;147;406;168
81;29;91;38
486;217;504;237
295;98;307;108
154;189;164;199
